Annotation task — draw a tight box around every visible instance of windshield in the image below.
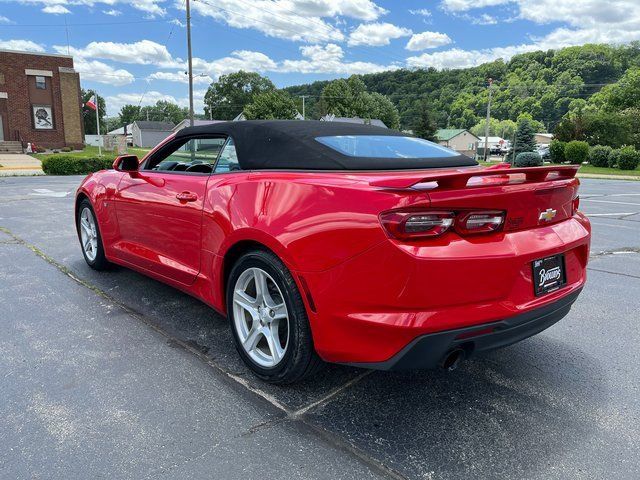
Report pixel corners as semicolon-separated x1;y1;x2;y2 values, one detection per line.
315;135;459;159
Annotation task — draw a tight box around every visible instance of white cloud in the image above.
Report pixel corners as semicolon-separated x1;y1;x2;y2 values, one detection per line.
472;13;498;25
281;43;394;74
199;50;278;77
348;22;412;47
406;31;452;51
148;50;278;84
7;0;166;17
149;71;213;85
189;0;344;43
0;39;45;52
409;0;640;69
42;5;71;14
74;57;136;86
102;9;122;16
409;8;432;17
0;15;13;24
106;90;180;114
105;90;205;116
53;40;182;68
440;0;512;12
186;0;387;43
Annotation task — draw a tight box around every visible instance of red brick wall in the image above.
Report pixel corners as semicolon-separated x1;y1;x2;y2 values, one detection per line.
0;50;83;149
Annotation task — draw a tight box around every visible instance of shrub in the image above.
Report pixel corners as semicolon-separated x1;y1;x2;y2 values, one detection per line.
608;149;621;168
41;155;114;175
514;151;543;167
588;145;612;167
549;140;566;163
61;146;72;152
617;146;640;171
564;141;589;165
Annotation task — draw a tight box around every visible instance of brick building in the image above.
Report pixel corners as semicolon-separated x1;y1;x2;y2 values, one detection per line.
0;49;83;150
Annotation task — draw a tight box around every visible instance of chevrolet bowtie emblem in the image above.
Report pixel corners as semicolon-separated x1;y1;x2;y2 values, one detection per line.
539;208;557;222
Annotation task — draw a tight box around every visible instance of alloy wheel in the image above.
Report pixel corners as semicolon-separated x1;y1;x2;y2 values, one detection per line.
79;207;98;262
232;267;290;368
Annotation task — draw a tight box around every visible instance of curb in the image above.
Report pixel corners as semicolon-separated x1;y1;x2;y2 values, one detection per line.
577;173;640;181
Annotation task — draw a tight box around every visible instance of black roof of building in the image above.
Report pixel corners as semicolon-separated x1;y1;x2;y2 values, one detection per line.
175;120;477;170
134;121;175;131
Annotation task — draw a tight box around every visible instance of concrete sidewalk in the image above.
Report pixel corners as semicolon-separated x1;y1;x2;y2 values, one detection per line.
0;154;43;176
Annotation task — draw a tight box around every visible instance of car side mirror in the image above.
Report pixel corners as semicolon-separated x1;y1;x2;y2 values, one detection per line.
113;155;139;172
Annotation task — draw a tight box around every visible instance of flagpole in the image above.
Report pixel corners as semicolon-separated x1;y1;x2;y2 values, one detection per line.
93;92;102;156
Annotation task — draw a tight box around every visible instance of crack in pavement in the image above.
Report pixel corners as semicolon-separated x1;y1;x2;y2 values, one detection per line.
0;225;403;480
587;267;640;279
589;247;640;258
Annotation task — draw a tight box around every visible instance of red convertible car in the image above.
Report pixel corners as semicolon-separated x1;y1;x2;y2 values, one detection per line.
76;121;590;383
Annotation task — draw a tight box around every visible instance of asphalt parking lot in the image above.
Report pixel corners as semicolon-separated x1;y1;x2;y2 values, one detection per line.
1;175;639;480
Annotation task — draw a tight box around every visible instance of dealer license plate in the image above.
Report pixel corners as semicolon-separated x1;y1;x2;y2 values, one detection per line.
532;254;566;296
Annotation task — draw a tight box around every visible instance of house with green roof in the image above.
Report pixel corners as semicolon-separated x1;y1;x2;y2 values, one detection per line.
435;129;480;158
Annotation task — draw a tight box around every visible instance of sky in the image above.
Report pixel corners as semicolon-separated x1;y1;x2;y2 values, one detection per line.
1;0;639;116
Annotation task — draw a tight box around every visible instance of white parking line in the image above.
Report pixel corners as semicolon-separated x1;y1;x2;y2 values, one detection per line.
588;221;638;230
587;212;637;217
581;199;640;206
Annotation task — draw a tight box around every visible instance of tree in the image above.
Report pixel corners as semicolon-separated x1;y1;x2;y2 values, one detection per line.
369;92;400;129
81;89;106;135
139;100;188;125
509;117;537;162
470;118;517;140
243;91;298;120
118;104;142;128
413;101;437;140
204;71;275;120
319;75;400;128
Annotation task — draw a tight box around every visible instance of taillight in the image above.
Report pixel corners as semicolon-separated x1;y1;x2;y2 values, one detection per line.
380;211;455;240
456;211;504;235
380;210;505;240
572;196;580;215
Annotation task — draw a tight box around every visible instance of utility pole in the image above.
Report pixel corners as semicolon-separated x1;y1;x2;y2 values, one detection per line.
300;95;309;120
186;0;195;127
483;78;493;162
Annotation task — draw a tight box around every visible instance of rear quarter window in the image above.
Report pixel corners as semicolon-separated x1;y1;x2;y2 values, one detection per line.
315;135;459;159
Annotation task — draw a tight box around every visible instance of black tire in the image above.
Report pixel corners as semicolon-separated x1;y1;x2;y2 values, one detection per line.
226;249;323;384
76;198;111;270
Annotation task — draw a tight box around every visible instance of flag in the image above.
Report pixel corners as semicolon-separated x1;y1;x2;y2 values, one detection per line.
85;95;97;111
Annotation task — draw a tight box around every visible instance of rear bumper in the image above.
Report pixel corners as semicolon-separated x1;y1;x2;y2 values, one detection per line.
347;287;581;370
300;215;590;365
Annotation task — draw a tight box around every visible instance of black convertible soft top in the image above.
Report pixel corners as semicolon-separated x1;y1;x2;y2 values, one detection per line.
175;120;478;170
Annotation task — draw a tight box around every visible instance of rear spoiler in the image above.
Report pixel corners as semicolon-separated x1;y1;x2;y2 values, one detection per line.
369;165;580;190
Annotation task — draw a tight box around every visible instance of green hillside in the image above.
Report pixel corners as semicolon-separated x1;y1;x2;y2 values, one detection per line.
284;42;640;134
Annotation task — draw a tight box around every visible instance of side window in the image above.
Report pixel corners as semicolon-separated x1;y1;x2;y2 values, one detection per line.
143;137;226;174
35;76;46;89
214;138;240;173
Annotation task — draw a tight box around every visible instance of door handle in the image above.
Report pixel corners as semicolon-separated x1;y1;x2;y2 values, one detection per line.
176;191;198;202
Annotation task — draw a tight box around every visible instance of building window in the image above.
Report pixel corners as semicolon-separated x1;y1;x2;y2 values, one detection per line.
35;76;46;89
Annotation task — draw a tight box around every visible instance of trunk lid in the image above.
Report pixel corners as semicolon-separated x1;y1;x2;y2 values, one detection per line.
369;165;580;231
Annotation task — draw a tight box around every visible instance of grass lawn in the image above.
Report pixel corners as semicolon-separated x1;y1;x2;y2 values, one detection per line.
577;164;640;177
32;145;150;161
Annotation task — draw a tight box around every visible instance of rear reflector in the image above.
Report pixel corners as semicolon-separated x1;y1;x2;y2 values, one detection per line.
572;196;580;215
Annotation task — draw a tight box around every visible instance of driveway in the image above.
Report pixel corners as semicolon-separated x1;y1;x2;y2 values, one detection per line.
1;176;639;479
